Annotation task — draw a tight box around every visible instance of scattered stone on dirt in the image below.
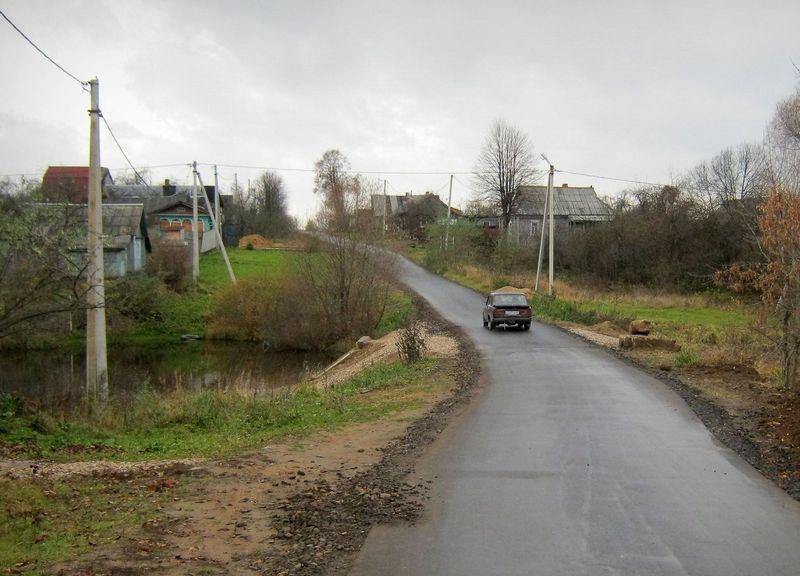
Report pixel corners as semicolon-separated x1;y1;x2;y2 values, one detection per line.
566;326;620;349
257;316;480;576
0;458;202;481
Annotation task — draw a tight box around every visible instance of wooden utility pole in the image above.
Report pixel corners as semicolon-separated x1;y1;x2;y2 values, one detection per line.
191;161;199;283
86;78;108;403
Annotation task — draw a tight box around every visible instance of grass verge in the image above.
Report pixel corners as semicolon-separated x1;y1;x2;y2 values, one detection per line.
0;356;447;572
0;359;441;462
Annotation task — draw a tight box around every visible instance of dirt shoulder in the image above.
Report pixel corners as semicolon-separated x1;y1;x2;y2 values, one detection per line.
562;321;800;501
29;312;481;576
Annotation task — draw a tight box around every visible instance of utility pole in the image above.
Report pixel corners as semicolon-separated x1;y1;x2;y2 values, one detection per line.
191;161;199;284
195;167;236;283
536;155;555;294
534;179;549;292
213;164;221;227
86;78;108;403
444;174;453;248
547;161;555;296
382;179;387;237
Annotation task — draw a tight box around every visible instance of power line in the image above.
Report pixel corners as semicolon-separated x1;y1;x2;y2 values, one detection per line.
0;8;87;89
100;115;157;191
198;162;476;176
555;169;668;188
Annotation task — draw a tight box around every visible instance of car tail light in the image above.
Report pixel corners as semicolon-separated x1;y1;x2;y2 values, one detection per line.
495;309;505;316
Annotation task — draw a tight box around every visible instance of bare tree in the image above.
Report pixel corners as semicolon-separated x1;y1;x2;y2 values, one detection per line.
248;171;294;237
224;172;295;238
688;143;769;214
766;85;800;194
314;149;351;230
473;120;541;229
0;187;92;340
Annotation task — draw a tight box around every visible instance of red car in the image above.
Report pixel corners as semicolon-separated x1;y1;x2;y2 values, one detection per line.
482;291;532;331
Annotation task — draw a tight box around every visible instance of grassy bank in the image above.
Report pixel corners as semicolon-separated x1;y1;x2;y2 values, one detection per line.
1;358;439;462
114;247;412;343
0;356;447;571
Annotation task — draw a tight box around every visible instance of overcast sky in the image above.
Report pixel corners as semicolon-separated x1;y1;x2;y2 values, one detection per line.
1;0;798;222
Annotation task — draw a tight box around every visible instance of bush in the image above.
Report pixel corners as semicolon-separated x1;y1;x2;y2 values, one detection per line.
146;238;191;292
395;321;428;364
105;272;166;330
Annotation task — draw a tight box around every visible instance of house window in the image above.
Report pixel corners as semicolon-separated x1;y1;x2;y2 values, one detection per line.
182;220;192;232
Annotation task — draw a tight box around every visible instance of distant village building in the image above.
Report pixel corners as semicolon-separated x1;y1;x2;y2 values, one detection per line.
106;179;223;252
28;203;150;278
476;184;611;244
370;191;462;235
42;166;113;203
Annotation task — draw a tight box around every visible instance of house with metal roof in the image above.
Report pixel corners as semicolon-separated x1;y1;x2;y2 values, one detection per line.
476;184;611;243
106;179;222;252
27;203;150;277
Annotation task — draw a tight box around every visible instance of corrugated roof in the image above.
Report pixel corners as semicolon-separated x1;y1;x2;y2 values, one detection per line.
516;186;610;222
27;203;146;249
107;185;220;214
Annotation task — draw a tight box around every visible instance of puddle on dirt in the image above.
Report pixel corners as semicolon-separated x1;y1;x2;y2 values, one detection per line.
0;341;335;413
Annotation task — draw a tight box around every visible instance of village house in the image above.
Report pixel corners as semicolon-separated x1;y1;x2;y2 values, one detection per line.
370;191;463;235
41;166;114;203
106;179;223;252
476;184;611;244
29;203;150;278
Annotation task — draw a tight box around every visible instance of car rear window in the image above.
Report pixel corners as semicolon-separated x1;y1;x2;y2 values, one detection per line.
493;294;528;306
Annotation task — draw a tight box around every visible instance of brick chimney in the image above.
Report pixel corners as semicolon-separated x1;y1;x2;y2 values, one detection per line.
162;178;176;196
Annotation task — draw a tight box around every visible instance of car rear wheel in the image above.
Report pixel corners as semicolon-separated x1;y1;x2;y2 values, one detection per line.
522;323;530;331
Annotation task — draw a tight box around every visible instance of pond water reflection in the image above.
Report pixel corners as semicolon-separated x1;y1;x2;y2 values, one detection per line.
0;341;335;413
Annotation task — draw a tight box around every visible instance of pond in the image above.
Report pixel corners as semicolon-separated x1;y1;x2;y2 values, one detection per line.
0;341;336;413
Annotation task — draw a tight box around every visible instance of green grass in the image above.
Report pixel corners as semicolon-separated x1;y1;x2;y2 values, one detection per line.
373;291;414;338
574;300;751;330
117;249;310;341
0;474;179;572
0;359;441;462
531;294;604;325
200;248;305;287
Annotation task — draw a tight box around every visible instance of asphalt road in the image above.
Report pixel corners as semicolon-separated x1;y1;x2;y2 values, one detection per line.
349;257;800;576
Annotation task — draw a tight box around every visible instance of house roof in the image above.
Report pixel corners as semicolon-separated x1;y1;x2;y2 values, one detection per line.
370;192;454;217
43;166;113;182
516;185;611;222
42;166;114;202
106;184;221;214
156;199;209;215
29;203;148;250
